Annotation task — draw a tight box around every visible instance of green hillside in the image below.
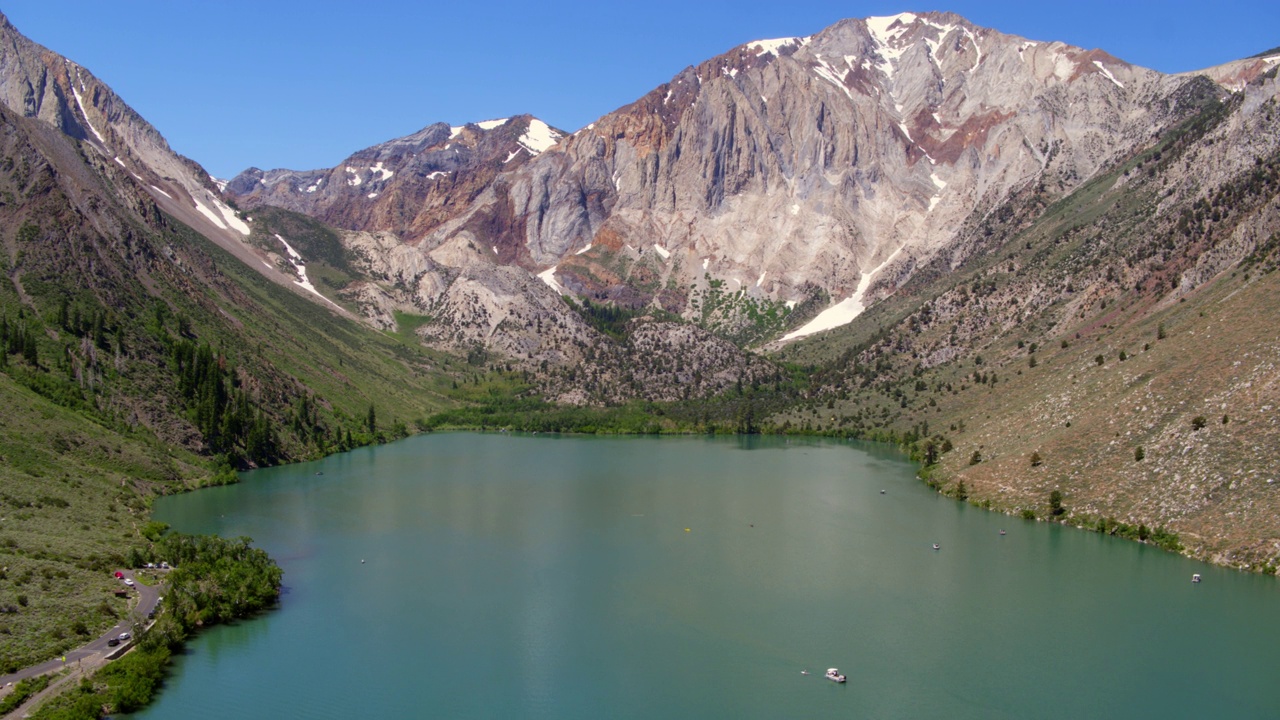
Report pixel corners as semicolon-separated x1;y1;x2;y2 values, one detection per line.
0;106;470;672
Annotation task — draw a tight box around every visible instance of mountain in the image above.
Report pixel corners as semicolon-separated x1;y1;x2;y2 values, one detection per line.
226;115;565;241
770;53;1280;569
2;5;1280;681
0;12;334;310
228;12;1280;568
0;13;468;672
401;14;1204;327
294;13;1275;358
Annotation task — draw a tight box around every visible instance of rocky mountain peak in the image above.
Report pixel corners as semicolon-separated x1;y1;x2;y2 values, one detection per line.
224;114;566;240
393;10;1193;348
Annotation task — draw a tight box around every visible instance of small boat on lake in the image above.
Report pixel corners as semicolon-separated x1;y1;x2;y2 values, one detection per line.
999;530;1006;536
1192;573;1202;583
825;668;847;683
932;543;940;550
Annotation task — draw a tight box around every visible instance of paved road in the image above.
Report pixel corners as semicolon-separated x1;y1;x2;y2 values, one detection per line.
0;569;164;690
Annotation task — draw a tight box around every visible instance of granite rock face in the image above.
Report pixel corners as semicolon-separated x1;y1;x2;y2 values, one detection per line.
396;14;1267;336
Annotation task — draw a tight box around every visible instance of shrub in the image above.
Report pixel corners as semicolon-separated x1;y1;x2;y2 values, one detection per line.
0;675;50;715
1021;509;1037;520
1192;416;1208;431
969;450;982;465
140;521;169;542
1134;446;1145;461
1049;490;1065;516
1030;451;1043;467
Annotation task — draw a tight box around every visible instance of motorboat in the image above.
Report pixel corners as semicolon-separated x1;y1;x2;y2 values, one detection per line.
999;529;1006;536
825;668;847;683
1192;573;1202;583
932;543;940;550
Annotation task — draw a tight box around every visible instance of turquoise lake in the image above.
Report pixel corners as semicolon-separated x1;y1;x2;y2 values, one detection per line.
138;433;1280;718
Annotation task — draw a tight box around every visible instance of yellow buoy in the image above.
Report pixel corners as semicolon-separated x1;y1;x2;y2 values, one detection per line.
685;528;691;532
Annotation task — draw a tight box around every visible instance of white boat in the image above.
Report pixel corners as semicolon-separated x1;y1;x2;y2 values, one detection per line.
1192;573;1202;583
825;668;846;683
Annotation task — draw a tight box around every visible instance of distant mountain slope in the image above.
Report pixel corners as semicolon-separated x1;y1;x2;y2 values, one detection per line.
408;13;1188;323
226;115;566;242
280;12;1273;363
772;64;1280;570
0;12;330;310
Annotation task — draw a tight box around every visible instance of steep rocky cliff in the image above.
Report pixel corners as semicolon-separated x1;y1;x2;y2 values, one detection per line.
325;13;1277;357
0;12;318;305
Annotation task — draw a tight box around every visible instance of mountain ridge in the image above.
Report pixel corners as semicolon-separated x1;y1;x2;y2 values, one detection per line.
284;12;1248;355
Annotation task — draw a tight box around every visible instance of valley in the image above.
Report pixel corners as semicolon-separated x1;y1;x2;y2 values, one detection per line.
0;6;1277;717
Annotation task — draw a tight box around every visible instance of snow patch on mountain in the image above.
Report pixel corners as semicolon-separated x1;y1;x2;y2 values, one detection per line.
70;81;106;145
193;192;250;236
477;118;509;130
746;37;807;57
812;55;853;99
274;233;341;308
866;13;916;80
780;245;905;342
1093;60;1125;88
519;119;563;154
537;266;565;293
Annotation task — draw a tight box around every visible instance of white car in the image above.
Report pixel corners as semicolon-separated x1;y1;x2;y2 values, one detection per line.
124;578;135;587
119;632;131;641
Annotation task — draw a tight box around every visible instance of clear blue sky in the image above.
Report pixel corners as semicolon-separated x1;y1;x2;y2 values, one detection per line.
4;1;1277;178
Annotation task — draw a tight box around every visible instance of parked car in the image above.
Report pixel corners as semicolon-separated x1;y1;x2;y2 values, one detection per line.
113;571;124;579
124;578;134;587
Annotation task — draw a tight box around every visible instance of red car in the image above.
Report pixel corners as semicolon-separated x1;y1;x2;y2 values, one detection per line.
113;571;124;579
